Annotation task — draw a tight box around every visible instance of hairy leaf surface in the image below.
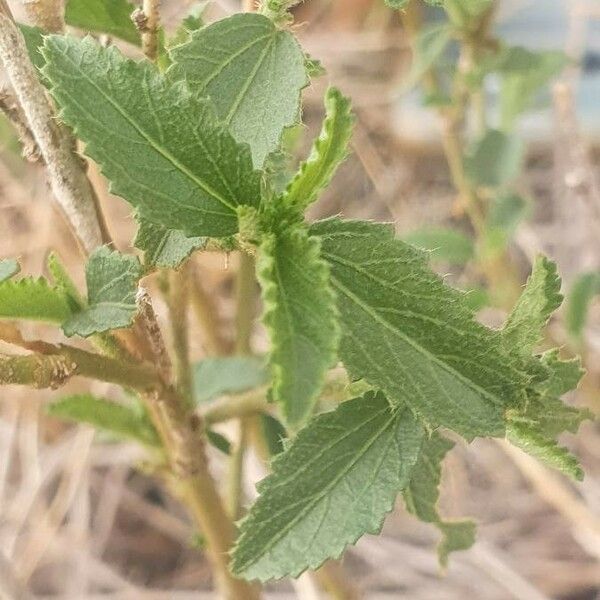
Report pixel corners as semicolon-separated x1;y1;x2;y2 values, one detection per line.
19;24;46;73
169;13;307;167
47;252;85;312
231;392;424;581
502;256;562;352
507;421;584;480
134;219;206;269
62;247;141;337
311;218;531;439
284;87;354;210
404;227;474;265
0;277;72;323
404;432;476;565
258;227;338;428
0;259;19;283
194;356;269;404
65;0;140;45
42;36;261;237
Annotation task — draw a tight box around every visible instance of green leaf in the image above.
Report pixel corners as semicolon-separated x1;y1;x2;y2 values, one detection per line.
65;0;140;45
283;87;354;211
403;432;476;566
42;35;261;238
207;429;232;455
465;129;524;189
483;193;530;256
231;392;424;581
404;227;475;265
565;272;600;343
193;356;269;404
134;218;206;269
48;394;160;447
47;252;85;312
0;258;19;283
507;350;590;480
19;24;46;73
259;413;287;456
169;13;308;167
311;218;533;440
62;247;141;338
168;9;205;48
507;421;584;481
537;349;584;401
0;276;72;323
500;50;568;130
462;286;489;311
403;24;453;91
502;256;562;353
258;227;339;428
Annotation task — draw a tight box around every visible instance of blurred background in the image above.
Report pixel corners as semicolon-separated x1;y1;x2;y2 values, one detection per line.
1;0;600;598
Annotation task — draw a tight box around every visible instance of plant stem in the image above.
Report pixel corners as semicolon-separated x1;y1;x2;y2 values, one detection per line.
235;251;257;355
165;267;194;406
0;8;106;252
0;87;40;162
0;5;254;594
201;388;269;425
226;418;248;519
0;345;160;391
189;265;230;356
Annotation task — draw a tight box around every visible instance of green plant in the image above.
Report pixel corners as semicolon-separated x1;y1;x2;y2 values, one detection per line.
0;0;592;598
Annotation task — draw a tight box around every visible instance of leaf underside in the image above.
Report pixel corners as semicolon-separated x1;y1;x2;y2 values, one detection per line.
231;392;424;581
193;356;269;404
258;226;339;428
62;247;141;337
42;35;261;238
403;432;476;566
134;218;206;269
65;0;141;45
283;86;354;210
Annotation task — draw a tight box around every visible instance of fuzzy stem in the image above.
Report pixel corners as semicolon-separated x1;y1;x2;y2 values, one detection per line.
166;268;194;406
234;252;257;355
0;8;107;252
0;346;160;391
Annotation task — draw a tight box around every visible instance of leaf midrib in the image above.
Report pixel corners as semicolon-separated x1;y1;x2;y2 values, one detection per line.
234;405;397;573
56;46;238;213
326;267;502;411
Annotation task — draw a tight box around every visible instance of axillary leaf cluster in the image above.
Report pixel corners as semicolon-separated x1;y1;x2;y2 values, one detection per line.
0;0;591;587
